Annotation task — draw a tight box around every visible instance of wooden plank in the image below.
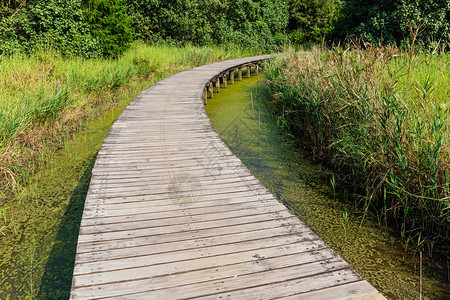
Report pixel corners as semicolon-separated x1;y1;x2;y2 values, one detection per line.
81;195;279;225
104;264;357;300
76;230;319;267
82;197;279;222
80;205;288;234
77;225;315;262
71;249;339;299
192;269;363;300
88;178;261;196
73;240;330;287
89;172;252;186
85;183;267;201
76;218;309;254
90;161;249;177
84;181;268;202
74;235;327;276
77;211;297;243
277;281;381;299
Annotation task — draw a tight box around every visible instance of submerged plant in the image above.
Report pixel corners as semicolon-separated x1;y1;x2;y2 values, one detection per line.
341;210;349;240
18;241;38;297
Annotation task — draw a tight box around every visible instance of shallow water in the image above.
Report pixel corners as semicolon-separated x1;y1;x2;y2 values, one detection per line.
0;106;126;299
205;74;449;299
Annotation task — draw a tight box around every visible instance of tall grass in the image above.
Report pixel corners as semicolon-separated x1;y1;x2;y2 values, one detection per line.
0;42;255;202
265;45;449;258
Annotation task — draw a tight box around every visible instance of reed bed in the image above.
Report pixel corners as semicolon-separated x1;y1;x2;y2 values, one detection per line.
0;42;254;203
265;45;449;258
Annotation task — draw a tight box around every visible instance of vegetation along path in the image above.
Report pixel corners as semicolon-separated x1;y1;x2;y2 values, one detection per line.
70;56;385;299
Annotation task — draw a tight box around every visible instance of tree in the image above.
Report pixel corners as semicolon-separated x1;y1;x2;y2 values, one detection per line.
88;0;133;57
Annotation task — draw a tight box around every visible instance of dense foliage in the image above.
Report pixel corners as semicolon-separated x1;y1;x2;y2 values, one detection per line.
127;0;288;51
286;0;339;43
0;0;288;57
332;0;450;47
285;0;449;47
0;0;100;56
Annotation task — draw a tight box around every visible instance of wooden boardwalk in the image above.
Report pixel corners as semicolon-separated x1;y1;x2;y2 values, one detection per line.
70;56;385;299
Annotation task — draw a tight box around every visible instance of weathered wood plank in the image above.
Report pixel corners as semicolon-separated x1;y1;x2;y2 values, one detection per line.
75;231;320;271
104;265;358;300
73;240;330;287
71;249;339;299
74;235;326;276
80;208;290;237
78;211;296;243
76;217;309;254
278;281;383;299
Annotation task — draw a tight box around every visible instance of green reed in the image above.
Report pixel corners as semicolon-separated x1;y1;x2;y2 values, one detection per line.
265;45;449;259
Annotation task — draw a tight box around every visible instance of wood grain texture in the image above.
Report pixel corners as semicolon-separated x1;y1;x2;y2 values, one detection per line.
70;56;384;299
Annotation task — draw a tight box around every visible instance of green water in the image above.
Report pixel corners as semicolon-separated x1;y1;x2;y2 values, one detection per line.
0;106;125;299
205;75;449;299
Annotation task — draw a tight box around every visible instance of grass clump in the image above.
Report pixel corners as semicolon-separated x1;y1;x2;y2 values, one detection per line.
0;42;255;204
265;45;449;259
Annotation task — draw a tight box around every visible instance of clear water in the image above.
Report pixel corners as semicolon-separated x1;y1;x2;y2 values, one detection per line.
205;74;449;300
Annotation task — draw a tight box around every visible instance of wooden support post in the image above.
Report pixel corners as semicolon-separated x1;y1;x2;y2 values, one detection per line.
215;78;220;93
247;65;251;78
223;74;227;88
255;64;259;75
230;70;235;84
238;67;242;81
203;87;207;105
208;82;213;98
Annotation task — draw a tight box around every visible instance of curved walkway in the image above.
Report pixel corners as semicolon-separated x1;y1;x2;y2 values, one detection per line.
70;56;384;299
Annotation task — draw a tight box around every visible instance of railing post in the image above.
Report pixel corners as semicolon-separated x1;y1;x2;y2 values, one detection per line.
223;74;227;88
203;87;208;104
215;78;220;93
208;82;213;98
